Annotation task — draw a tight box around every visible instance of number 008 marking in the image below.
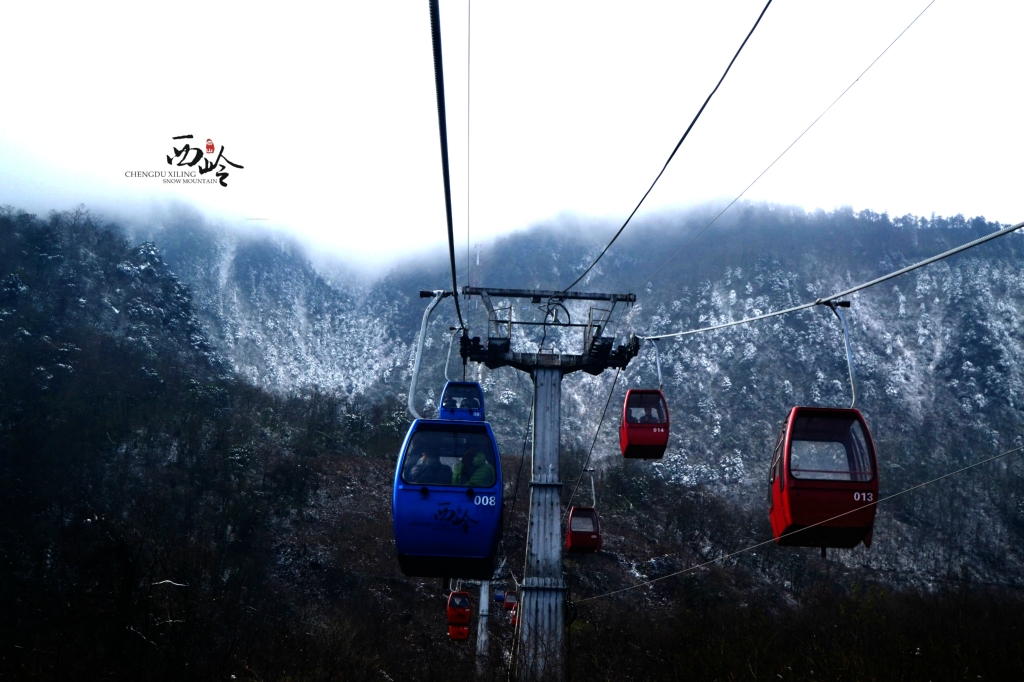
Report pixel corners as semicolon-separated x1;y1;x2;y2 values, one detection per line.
853;492;874;502
474;495;497;506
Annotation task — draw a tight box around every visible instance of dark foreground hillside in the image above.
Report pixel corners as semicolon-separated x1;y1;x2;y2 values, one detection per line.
1;207;1023;681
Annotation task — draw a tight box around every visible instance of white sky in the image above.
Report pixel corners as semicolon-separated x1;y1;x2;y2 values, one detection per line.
0;1;1021;269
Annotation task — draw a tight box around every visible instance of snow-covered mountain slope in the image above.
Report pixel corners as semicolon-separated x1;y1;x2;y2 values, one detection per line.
132;203;1024;588
129;212;411;396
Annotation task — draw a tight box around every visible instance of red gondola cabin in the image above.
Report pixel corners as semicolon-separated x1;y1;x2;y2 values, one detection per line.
565;506;602;553
620;389;669;459
448;625;469;641
768;407;878;549
447;591;471;625
502;591;518;611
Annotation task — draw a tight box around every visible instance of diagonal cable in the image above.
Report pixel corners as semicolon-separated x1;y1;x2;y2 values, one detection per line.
500;371;535;584
563;368;621;522
578;442;1024;603
635;0;937;290
563;0;774;292
640;220;1024;340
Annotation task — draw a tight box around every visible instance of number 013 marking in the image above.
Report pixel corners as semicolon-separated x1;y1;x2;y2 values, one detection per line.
853;492;874;502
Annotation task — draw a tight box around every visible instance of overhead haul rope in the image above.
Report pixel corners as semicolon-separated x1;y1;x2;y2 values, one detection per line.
638;220;1024;341
635;0;937;290
563;368;621;522
563;0;774;292
428;0;466;330
577;442;1024;603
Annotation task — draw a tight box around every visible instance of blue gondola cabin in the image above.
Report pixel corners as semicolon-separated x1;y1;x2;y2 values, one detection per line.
392;419;503;579
438;381;485;421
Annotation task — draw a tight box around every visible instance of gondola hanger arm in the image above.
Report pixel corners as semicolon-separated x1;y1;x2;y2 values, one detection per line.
444;328;459;382
408;290;451;420
653;339;663;391
587;468;597;508
820;300;857;409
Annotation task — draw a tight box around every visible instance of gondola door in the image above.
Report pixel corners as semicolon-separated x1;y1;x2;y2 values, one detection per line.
620;389;670;459
565;507;602;553
438;381;486;422
447;591;471;641
392;421;503;579
769;407;878;549
447;591;471;624
448;625;470;641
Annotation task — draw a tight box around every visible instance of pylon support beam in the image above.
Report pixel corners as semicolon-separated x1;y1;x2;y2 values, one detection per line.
450;286;640;681
518;367;566;681
462;286;635;303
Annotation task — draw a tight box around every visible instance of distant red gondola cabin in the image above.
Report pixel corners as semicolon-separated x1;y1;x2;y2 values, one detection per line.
565;506;602;553
502;591;518;611
447;591;471;625
620;389;669;459
768;407;879;549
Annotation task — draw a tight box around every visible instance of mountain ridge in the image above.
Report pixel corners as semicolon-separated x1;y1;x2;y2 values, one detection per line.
3;201;1023;680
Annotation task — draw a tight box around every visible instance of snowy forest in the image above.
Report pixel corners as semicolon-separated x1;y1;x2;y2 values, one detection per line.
2;202;1023;681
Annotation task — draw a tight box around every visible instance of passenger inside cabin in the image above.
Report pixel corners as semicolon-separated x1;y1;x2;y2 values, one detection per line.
409;450;454;485
441;385;484;413
638;406;660;424
628;405;664;424
625;394;666;424
453;446;496;487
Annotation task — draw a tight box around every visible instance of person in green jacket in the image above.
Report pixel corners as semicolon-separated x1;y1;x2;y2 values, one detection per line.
452;447;495;487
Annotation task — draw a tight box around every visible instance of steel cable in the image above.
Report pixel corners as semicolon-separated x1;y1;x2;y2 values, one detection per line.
563;0;774;292
578;442;1024;603
428;0;466;329
563;368;621;522
501;372;535;585
640;220;1024;340
634;0;937;290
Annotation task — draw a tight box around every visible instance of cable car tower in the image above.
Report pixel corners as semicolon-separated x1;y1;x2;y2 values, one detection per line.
460;286;639;681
